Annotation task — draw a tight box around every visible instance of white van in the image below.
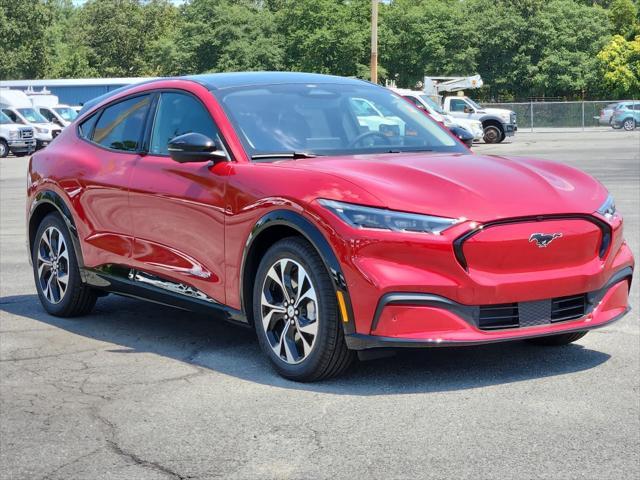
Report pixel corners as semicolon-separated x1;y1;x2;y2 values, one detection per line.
0;89;61;149
0;110;36;157
27;88;78;128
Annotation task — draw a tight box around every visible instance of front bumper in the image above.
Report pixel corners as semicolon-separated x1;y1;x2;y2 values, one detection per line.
8;139;36;153
345;267;632;350
503;122;517;137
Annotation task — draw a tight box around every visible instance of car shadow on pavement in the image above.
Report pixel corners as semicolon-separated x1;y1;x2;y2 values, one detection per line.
0;293;611;395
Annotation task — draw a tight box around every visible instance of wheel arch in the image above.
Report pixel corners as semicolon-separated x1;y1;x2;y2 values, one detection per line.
240;209;355;334
28;190;85;273
480;116;505;132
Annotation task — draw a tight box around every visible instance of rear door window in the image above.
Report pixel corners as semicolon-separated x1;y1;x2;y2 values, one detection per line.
92;95;151;152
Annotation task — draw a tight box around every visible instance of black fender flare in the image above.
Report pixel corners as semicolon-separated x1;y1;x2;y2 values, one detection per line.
240;209;356;334
28;190;86;277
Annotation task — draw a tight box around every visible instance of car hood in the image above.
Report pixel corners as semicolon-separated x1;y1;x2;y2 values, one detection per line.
479;107;512;117
286;152;607;222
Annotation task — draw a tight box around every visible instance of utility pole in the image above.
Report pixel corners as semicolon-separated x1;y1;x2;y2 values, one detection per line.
370;0;378;84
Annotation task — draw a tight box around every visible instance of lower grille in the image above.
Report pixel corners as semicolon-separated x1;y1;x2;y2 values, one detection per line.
551;294;587;322
479;303;519;330
478;294;588;330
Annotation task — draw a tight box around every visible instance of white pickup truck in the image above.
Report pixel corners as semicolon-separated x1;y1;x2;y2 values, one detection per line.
442;96;517;144
0;110;36;157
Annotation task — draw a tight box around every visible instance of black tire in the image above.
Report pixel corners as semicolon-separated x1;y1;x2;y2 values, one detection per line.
32;213;97;317
622;118;636;131
0;139;8;158
525;331;588;346
483;125;502;144
252;237;354;381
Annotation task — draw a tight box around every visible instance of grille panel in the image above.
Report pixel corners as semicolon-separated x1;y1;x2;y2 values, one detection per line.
551;294;587;322
479;303;519;330
478;294;588;330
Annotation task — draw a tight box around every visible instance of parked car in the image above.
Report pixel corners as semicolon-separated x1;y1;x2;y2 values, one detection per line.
393;88;484;142
27;89;78;128
449;125;474;147
611;101;640;131
0;89;61;149
442;96;517;144
0;110;36;158
27;73;633;381
597;102;621;126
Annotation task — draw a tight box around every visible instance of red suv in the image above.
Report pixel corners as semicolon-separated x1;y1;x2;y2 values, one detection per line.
27;73;634;381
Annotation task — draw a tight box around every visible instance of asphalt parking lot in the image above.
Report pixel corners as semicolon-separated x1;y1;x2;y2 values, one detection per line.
1;130;639;480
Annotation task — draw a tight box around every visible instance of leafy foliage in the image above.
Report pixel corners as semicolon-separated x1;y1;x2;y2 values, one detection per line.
598;35;640;97
0;0;638;100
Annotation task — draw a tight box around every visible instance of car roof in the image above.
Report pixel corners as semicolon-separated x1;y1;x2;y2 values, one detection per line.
78;72;371;116
185;72;369;90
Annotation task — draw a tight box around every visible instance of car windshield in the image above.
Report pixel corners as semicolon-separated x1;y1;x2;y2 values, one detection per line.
54;107;78;121
0;111;12;124
17;108;48;124
419;95;445;114
214;83;464;159
466;98;483;110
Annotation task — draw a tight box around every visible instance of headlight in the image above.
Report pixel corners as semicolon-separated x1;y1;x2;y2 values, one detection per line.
500;112;511;122
318;199;460;234
597;194;616;220
35;126;48;134
8;130;19;139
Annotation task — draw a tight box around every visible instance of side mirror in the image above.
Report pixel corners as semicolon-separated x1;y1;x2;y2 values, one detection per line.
168;132;227;164
463;106;474;114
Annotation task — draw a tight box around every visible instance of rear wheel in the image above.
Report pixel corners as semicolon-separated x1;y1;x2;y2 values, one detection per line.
623;118;636;131
0;140;8;158
525;331;587;346
32;213;97;317
483;125;502;144
252;237;354;381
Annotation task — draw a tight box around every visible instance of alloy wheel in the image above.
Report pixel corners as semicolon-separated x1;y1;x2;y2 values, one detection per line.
0;141;7;158
623;119;635;131
36;226;69;304
260;258;319;364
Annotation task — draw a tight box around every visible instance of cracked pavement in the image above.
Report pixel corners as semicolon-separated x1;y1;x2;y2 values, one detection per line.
1;130;639;479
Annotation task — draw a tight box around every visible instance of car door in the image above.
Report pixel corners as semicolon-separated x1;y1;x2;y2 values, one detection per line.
74;94;152;268
128;90;229;304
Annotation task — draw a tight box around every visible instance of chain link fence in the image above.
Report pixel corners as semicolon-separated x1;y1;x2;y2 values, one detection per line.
486;100;631;131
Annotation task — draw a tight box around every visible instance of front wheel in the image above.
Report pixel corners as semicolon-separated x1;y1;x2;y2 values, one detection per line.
623;118;636;131
483;125;503;144
252;237;354;381
525;331;587;346
0;140;8;158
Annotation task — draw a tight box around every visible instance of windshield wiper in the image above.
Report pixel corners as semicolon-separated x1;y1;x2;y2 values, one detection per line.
251;152;319;160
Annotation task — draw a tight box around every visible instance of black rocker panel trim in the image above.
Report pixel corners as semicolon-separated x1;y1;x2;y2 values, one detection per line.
83;264;247;325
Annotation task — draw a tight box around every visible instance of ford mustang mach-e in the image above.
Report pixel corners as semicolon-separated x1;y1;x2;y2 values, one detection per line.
27;73;634;381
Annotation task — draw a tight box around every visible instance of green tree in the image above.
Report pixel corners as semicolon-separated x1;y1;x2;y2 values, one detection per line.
274;0;371;77
527;0;612;98
381;0;478;88
598;34;640;97
177;0;284;74
74;0;178;77
0;0;53;79
608;0;639;38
